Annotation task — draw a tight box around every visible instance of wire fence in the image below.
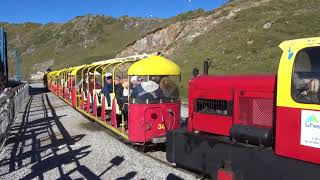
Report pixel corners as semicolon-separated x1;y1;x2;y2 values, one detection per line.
0;82;29;153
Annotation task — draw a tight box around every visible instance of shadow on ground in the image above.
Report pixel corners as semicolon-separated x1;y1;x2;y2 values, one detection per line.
0;85;132;179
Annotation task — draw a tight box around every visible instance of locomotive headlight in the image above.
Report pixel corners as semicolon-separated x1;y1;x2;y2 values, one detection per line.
151;113;158;119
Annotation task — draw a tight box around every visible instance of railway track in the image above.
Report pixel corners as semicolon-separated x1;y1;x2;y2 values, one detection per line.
52;89;205;179
87;118;208;180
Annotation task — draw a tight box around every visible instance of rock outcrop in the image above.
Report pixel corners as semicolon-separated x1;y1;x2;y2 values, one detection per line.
117;0;271;57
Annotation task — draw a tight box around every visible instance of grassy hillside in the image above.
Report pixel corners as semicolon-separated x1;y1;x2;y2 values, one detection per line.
170;0;320;96
2;11;211;79
1;16;166;77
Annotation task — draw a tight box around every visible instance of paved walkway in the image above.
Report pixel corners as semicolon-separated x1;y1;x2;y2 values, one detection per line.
0;83;195;180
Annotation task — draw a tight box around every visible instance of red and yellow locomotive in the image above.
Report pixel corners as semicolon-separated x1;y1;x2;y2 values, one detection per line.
166;37;320;179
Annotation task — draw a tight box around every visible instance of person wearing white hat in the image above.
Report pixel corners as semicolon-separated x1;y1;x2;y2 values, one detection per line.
104;72;112;77
130;76;138;83
130;76;144;98
138;80;164;101
141;81;159;93
89;71;101;76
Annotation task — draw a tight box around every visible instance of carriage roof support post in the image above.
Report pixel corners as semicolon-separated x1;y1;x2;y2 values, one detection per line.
112;60;137;93
81;66;90;94
87;65;96;89
94;64;104;90
101;63;117;88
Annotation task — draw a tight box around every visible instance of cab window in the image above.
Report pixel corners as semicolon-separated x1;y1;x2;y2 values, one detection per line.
292;47;320;104
129;75;180;104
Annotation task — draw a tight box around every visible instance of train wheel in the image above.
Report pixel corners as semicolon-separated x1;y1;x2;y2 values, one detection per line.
133;145;147;152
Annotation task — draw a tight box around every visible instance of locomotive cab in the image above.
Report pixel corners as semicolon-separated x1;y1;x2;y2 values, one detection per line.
276;39;320;164
128;56;181;144
167;37;320;179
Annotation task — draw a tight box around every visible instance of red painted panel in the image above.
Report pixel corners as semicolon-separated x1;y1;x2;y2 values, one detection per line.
276;106;320;164
193;89;233;101
189;75;276;92
187;75;276;134
86;92;91;113
128;102;180;143
81;91;85;110
101;95;106;122
217;169;235;180
193;113;232;136
93;94;97;117
111;99;117;128
71;88;76;107
235;92;274;128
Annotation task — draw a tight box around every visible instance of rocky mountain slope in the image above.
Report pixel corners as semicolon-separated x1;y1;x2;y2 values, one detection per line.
2;15;166;75
117;0;320;95
3;0;320;96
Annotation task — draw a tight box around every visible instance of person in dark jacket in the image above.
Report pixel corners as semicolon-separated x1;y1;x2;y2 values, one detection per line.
130;76;144;98
192;68;200;78
103;73;113;106
114;76;124;104
114;76;129;128
88;75;94;97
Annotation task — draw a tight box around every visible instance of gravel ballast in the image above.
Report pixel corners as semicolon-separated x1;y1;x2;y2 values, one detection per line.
0;83;196;180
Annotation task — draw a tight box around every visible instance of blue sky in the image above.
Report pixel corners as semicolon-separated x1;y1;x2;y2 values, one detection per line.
0;0;227;24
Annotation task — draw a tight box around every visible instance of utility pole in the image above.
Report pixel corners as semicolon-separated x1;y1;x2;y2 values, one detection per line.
14;48;20;81
0;28;8;84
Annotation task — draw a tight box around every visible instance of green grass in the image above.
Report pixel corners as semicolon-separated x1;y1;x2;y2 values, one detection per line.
170;0;320;96
4;16;165;78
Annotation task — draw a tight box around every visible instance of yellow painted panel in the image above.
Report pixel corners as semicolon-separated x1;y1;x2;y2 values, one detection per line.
76;108;129;140
277;37;320;110
70;65;87;75
128;56;181;75
54;93;129;140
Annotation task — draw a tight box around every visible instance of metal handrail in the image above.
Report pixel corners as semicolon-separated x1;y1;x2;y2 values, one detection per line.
0;82;29;153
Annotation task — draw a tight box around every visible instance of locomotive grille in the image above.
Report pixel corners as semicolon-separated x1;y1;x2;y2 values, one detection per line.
195;98;233;116
239;97;274;128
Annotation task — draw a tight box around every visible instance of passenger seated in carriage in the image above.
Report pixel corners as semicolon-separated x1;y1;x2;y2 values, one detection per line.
159;76;179;99
114;76;130;128
103;73;113;106
137;80;164;101
130;76;144;98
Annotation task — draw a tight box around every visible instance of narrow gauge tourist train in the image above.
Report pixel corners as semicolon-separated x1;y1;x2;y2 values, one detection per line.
166;38;320;180
45;54;181;145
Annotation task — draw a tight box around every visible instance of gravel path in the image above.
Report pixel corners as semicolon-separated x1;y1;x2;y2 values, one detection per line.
0;83;196;180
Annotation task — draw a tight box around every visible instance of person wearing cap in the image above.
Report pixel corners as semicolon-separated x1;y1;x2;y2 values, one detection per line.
130;76;144;98
192;68;200;78
103;73;113;106
88;75;94;96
